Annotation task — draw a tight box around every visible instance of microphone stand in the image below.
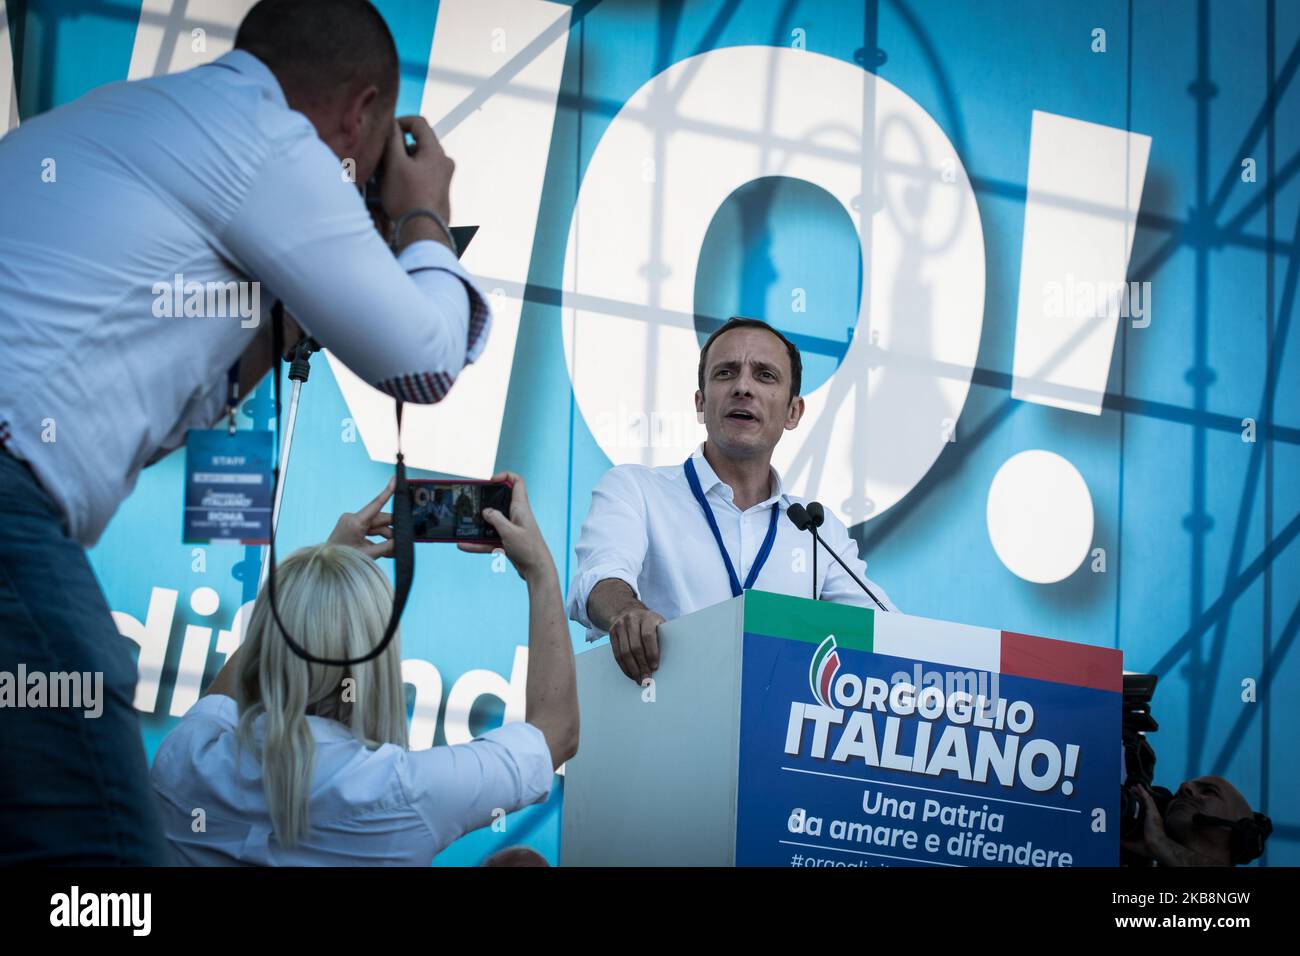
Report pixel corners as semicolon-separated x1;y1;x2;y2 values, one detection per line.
812;524;888;611
258;334;320;591
788;503;889;612
812;532;817;601
807;501;824;601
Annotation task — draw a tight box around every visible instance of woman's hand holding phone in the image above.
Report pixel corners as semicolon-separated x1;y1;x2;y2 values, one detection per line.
457;472;554;583
326;472;555;584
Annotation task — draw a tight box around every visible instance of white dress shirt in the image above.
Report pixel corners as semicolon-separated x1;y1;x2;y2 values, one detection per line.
567;444;897;639
149;695;553;866
0;50;490;546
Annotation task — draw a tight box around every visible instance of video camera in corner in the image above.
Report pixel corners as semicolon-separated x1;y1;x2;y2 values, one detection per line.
1119;673;1174;865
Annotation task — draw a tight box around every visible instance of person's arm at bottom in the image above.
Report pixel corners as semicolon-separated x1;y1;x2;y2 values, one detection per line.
521;564;577;770
460;472;577;769
587;579;665;683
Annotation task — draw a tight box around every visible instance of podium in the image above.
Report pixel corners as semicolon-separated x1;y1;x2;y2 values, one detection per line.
561;590;1122;867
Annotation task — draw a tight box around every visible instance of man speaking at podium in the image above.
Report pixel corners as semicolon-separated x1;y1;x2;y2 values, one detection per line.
567;317;896;684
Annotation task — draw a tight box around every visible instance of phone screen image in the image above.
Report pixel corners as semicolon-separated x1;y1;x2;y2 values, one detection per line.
408;481;511;543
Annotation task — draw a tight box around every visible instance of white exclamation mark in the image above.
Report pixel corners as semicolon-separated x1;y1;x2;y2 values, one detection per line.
1013;110;1151;413
988;111;1152;584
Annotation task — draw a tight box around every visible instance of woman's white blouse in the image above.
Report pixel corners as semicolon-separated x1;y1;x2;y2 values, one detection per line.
150;695;553;866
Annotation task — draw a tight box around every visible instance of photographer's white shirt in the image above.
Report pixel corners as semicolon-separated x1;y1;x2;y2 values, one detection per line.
566;444;897;641
150;695;553;866
0;49;490;546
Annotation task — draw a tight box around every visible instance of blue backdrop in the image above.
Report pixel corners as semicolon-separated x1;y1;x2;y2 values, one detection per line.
5;0;1296;865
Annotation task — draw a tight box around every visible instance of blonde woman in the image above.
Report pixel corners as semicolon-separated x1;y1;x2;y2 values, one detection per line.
149;472;577;865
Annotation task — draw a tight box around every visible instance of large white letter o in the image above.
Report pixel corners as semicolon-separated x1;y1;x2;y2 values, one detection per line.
562;46;985;523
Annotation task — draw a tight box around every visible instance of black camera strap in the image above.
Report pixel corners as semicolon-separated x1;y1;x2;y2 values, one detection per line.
264;301;414;666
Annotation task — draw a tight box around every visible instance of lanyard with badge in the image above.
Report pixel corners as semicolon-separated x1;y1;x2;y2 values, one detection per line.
683;456;781;598
182;362;274;546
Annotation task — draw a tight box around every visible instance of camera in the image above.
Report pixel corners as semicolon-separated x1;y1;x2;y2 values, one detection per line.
362;138;416;212
362;138;476;255
1120;673;1174;853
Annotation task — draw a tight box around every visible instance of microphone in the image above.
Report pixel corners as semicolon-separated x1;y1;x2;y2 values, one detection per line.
786;502;890;612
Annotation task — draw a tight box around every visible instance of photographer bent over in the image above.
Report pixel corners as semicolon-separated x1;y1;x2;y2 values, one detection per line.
0;0;490;863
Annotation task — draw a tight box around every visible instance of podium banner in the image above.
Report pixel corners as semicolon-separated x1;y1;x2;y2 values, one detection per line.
735;592;1122;867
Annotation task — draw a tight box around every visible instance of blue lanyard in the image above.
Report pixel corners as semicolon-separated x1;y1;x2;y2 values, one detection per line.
683;457;781;598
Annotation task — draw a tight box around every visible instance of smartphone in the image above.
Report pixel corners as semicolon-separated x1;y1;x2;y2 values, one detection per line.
408;479;511;544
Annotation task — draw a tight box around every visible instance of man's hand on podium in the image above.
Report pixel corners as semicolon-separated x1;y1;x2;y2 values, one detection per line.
609;605;666;684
